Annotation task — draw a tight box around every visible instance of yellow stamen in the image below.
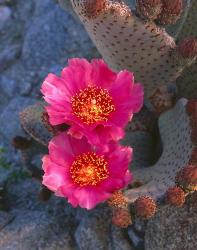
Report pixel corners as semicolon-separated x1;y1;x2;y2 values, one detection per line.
71;86;115;125
70;152;109;186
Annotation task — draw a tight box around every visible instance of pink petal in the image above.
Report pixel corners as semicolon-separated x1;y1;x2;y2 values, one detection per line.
41;74;73;104
130;83;144;113
42;155;69;192
45;106;68;126
106;146;133;178
73;187;111;210
61;58;92;92
49;133;91;166
108;71;143;127
91;59;117;88
59;183;80;207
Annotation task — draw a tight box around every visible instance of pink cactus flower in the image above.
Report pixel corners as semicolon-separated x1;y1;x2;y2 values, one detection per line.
42;132;133;209
41;58;143;145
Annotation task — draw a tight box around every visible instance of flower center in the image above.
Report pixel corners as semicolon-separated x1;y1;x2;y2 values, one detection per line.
71;86;115;125
70;152;109;186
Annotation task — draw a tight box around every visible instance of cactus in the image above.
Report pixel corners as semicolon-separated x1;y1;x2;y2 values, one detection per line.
175;1;197;99
125;98;195;202
134;196;157;220
20;102;52;147
15;0;197;230
62;0;197;113
165;186;186;207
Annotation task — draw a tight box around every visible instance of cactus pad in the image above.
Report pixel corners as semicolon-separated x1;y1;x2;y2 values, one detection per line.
20;102;52;146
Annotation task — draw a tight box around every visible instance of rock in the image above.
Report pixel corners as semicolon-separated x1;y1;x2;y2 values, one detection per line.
22;1;97;70
145;193;197;250
111;226;135;250
0;44;21;72
58;0;74;13
0;209;76;250
0;97;36;142
0;75;17;97
0;211;14;231
0;6;11;23
127;228;144;249
14;0;34;22
75;207;112;250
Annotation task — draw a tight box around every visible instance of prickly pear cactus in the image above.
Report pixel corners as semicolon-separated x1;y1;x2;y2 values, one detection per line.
63;0;197;113
125;98;194;202
15;3;197;247
20;102;52;147
176;0;197;99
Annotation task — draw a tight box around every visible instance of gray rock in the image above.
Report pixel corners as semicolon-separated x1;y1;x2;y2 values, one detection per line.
0;168;10;187
0;96;36;142
33;0;57;17
0;75;17;97
111;226;134;250
0;211;14;231
0;209;76;250
22;1;98;70
58;0;74;13
145;193;197;250
127;228;144;249
0;6;11;22
0;44;21;72
75;207;112;250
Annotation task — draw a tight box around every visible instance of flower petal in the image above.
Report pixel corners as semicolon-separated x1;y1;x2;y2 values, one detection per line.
91;59;117;88
49;132;91;166
42;155;69;192
73;187;111;210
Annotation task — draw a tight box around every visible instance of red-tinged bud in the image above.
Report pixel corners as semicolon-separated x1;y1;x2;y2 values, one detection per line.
186;100;197;115
112;208;132;228
134;196;157;220
172;39;197;67
158;0;183;25
178;38;197;59
136;0;162;20
166;186;185;207
176;165;197;191
108;191;128;209
83;0;107;19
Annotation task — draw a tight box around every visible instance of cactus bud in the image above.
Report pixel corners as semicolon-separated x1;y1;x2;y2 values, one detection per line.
186;100;197;115
12;136;31;150
108;191;128;209
158;0;183;25
112;208;132;228
136;0;162;20
172;39;197;67
176;165;197;191
83;0;107;19
178;38;197;59
134;196;157;220
165;186;185;207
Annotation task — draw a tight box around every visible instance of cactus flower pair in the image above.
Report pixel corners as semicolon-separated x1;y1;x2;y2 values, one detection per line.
41;58;143;209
